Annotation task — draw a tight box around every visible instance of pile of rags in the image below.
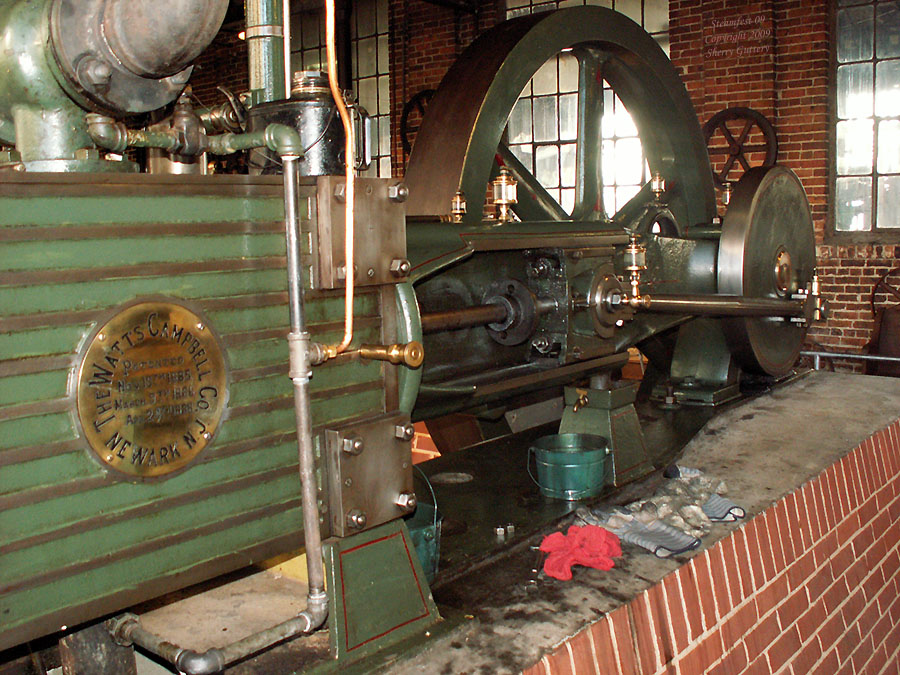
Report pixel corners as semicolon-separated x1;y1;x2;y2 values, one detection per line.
576;466;745;558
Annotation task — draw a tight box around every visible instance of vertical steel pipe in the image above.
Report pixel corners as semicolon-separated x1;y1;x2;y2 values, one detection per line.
282;155;328;606
246;0;288;104
283;0;292;97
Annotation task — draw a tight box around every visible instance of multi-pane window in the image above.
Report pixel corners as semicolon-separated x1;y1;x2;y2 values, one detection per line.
292;0;392;177
834;0;900;233
505;0;668;217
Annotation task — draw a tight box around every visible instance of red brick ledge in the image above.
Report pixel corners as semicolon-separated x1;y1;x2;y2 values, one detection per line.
524;420;900;675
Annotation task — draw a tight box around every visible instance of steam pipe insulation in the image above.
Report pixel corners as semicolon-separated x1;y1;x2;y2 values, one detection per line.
100;0;229;78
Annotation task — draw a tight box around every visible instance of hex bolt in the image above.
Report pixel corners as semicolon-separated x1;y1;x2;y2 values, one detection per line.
346;509;367;530
532;336;551;353
334;183;346;202
530;259;552;278
396;492;417;512
81;58;112;88
394;423;415;441
390;258;411;278
336;263;357;280
388;183;409;203
342;435;364;455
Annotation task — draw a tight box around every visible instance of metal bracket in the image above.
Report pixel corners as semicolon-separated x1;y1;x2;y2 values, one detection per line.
325;413;415;537
313;176;408;290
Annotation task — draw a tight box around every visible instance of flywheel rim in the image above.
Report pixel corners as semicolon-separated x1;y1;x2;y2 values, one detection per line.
404;6;716;232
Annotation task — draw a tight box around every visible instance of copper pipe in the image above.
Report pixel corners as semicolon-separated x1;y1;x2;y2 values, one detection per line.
325;0;355;356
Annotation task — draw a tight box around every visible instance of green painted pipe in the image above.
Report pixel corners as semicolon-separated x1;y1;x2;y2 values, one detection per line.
208;124;302;156
86;114;302;158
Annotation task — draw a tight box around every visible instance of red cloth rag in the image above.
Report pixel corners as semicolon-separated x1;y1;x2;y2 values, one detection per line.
539;525;622;581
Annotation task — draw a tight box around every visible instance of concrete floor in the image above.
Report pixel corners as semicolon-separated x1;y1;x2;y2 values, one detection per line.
115;371;900;674
384;371;900;674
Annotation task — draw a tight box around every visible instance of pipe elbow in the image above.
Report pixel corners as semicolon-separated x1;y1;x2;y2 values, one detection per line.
301;590;329;632
85;113;128;153
264;123;303;158
174;647;226;675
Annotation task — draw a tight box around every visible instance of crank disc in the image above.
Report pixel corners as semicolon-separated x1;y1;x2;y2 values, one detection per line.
404;6;715;232
718;166;815;376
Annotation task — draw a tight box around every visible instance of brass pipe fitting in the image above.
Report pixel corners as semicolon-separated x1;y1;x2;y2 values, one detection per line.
357;341;424;368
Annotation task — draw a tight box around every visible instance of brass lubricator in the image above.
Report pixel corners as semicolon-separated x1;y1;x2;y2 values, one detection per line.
491;167;517;222
451;190;467;223
572;393;589;413
651;172;666;201
357;341;425;368
623;232;648;308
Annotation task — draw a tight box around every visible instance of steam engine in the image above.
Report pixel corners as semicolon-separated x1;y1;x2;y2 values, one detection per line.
0;0;822;669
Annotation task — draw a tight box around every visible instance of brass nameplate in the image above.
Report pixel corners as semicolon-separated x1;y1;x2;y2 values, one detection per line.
76;301;228;478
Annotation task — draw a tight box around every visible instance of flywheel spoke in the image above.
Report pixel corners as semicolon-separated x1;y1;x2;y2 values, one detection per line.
737;119;754;145
721;153;738;179
572;47;605;220
611;181;653;227
498;144;568;221
720;123;739;152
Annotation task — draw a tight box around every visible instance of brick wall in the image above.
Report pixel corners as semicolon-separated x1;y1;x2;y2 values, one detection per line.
190;30;249;107
523;420;900;675
812;245;900;370
670;0;829;234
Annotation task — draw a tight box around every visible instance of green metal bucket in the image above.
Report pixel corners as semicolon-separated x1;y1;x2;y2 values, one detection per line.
405;502;441;584
405;466;442;584
529;433;611;501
